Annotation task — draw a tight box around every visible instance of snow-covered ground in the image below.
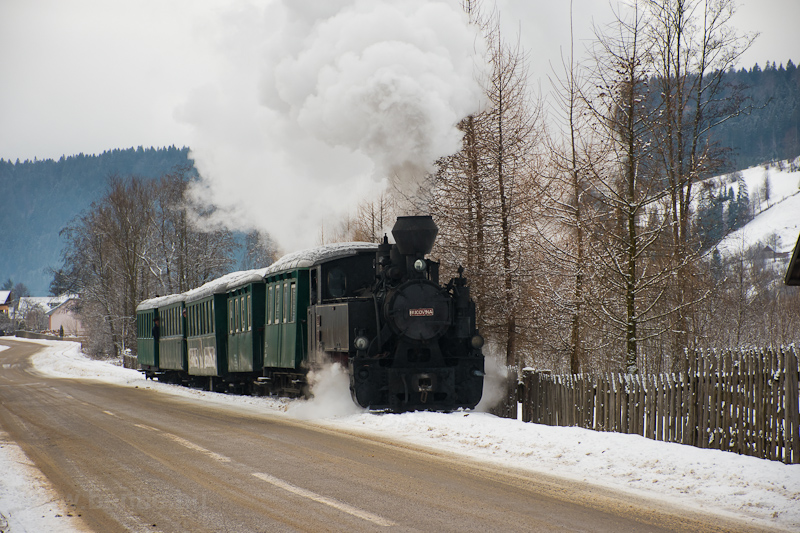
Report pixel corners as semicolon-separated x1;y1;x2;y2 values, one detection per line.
1;338;798;531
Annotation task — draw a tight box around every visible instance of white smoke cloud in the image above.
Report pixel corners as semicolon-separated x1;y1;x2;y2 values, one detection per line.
178;0;487;251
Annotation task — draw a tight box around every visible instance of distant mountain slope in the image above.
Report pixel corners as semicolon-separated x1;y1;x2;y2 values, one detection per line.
712;158;800;256
0;146;194;295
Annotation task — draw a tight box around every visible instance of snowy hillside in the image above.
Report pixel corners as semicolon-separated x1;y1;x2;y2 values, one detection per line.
710;158;800;256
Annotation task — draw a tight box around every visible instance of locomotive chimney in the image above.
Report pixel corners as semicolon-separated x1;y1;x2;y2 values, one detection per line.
391;216;438;256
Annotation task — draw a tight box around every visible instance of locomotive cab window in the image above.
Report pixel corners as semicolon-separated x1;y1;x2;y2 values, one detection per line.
327;268;346;298
310;269;318;304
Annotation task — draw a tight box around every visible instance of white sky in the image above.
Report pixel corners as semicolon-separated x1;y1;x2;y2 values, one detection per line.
0;0;796;163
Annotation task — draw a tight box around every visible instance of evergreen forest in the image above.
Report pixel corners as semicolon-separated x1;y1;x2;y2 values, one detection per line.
716;60;800;170
0;146;195;294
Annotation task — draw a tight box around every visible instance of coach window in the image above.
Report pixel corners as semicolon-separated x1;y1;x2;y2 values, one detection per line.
267;285;274;325
290;282;297;323
238;296;243;333
283;282;289;323
247;294;252;331
275;283;282;324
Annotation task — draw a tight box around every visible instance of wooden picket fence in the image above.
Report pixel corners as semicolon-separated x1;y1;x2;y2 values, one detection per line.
518;346;800;464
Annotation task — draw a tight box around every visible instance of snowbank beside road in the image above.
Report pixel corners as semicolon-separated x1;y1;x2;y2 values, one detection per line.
4;339;800;531
0;431;85;533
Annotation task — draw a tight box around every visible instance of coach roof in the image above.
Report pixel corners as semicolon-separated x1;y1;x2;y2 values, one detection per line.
263;242;378;278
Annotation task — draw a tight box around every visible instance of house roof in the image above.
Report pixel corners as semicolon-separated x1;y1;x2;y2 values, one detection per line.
11;294;78;314
785;233;800;286
0;291;10;305
46;296;80;316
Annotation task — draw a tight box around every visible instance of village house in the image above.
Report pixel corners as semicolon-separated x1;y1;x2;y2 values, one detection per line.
48;296;85;336
0;290;10;317
8;294;83;334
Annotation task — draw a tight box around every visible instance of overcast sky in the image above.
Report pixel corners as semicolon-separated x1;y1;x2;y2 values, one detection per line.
1;0;796;164
1;0;797;252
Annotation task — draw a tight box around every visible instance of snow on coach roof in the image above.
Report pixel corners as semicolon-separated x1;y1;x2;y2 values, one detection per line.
263;242;379;277
137;243;379;310
136;293;187;312
183;268;269;304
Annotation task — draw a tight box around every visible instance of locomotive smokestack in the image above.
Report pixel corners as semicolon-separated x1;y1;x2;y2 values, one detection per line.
392;215;438;256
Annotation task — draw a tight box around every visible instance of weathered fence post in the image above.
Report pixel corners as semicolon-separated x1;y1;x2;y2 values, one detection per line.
786;346;800;464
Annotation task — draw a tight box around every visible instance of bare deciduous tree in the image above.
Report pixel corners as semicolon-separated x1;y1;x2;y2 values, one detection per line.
58;172;239;357
435;2;544;371
241;229;281;270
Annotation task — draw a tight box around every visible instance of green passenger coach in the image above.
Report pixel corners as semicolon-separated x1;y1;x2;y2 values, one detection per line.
262;269;309;394
226;279;266;373
136;294;186;379
158;297;187;372
185;291;228;378
136;306;159;371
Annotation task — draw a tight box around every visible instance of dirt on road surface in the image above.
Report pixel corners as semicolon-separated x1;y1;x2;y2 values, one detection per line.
0;338;767;532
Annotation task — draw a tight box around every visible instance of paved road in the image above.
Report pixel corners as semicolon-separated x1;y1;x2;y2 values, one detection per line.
0;339;763;532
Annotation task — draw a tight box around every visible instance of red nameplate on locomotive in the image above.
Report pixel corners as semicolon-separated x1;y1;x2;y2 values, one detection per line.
409;308;434;317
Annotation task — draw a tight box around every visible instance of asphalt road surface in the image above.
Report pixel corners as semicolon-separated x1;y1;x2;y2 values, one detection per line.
0;339;765;532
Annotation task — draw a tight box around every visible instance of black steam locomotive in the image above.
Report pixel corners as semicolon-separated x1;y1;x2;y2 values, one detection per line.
136;215;485;412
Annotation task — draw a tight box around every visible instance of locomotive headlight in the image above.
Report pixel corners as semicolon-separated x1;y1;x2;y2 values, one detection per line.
354;336;369;351
471;334;485;349
413;259;426;272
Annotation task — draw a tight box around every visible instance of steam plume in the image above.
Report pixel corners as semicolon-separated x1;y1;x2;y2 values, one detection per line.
178;0;487;250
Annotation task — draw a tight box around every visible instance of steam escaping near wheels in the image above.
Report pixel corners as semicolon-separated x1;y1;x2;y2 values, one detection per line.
287;363;366;420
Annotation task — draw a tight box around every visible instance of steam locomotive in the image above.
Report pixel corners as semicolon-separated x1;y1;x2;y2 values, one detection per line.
136;215;485;412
